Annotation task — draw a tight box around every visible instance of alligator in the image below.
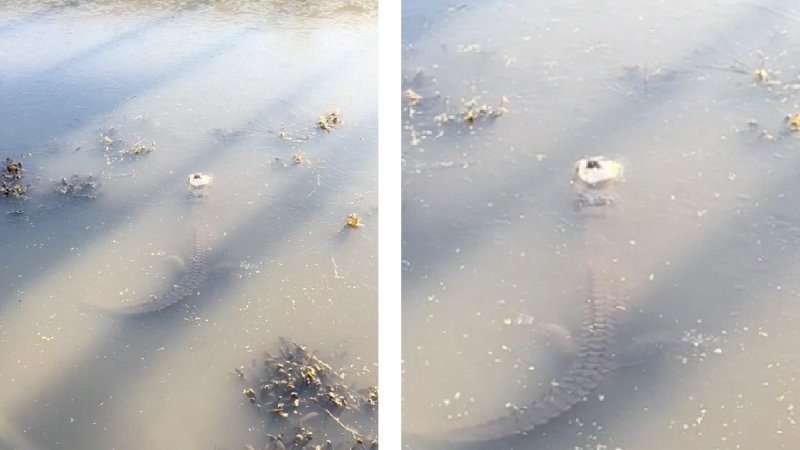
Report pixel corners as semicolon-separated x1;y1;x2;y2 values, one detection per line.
99;173;214;315
444;157;628;445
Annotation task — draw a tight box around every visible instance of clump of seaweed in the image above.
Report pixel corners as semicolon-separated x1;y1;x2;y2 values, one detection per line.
1;158;28;200
753;67;771;84
4;158;23;180
345;213;363;229
126;140;156;156
404;89;423;106
0;182;26;198
53;174;101;199
401;70;510;153
236;340;377;449
788;113;800;132
433;96;509;126
99;127;155;163
317;109;343;132
100;128;118;152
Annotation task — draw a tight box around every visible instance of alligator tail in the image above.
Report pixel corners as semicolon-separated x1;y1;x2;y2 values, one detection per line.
98;224;211;315
449;260;624;443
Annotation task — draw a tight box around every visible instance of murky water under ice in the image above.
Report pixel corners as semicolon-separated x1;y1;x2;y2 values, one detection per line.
0;2;377;449
402;1;800;449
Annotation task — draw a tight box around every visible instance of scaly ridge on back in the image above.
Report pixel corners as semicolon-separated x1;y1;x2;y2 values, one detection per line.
109;225;211;315
449;260;625;443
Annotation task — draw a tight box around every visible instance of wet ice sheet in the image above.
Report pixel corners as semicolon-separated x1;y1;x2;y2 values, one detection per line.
0;2;377;449
402;1;800;449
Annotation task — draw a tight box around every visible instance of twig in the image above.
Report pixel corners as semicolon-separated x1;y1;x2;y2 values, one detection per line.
331;257;344;279
305;173;321;199
322;407;362;441
695;64;749;75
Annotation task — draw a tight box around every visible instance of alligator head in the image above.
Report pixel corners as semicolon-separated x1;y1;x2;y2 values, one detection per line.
572;156;623;210
187;172;213;200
